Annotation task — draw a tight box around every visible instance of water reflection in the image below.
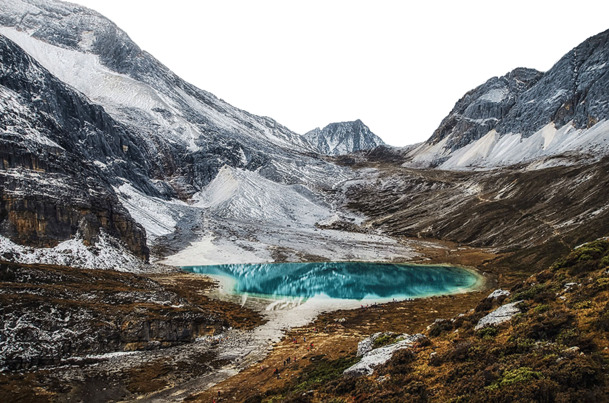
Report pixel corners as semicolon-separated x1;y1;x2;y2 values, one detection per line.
183;262;479;301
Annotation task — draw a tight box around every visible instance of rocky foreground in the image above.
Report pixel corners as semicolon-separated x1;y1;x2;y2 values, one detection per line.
0;263;263;401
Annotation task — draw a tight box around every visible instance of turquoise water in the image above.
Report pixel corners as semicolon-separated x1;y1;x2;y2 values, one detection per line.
182;261;480;301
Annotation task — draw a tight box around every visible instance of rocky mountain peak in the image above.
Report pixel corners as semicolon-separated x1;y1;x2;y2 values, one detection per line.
407;28;609;170
304;119;385;155
426;67;543;150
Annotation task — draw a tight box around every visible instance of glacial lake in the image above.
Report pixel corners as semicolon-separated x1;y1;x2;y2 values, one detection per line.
182;262;481;301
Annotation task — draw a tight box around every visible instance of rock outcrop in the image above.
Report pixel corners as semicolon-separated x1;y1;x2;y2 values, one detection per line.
475;301;522;330
0;261;257;370
0;34;149;260
344;333;424;377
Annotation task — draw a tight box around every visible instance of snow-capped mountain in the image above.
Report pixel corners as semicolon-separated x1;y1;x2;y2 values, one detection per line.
0;0;392;268
304;120;385;155
0;0;323;189
406;29;609;169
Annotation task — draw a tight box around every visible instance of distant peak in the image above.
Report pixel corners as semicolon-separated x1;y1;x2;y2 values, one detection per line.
304;120;385;155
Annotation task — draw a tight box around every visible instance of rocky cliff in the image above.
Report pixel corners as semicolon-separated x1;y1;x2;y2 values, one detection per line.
304;119;385;155
0;34;149;260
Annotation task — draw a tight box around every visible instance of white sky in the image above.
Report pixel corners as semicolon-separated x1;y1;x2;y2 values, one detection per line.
70;0;609;146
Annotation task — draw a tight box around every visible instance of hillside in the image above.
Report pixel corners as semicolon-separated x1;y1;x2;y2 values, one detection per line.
198;239;609;402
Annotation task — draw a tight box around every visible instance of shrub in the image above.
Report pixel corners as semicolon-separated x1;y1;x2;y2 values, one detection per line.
532;304;551;314
489;367;543;389
477;326;498;339
428;319;453;337
556;327;579;346
511;284;555;303
594;311;609;332
595;277;609;290
549;355;605;388
373;333;399;349
293;356;359;392
573;300;592;310
383;349;416;375
552;240;609;275
524;309;574;341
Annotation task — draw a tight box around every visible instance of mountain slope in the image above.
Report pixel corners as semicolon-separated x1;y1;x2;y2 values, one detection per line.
0;0;372;268
406;29;609;169
0;34;149;260
304;119;385;155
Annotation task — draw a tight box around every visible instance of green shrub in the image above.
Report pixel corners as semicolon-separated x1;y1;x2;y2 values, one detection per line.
556;327;579;346
525;309;574;341
373;333;399;349
477;326;498;339
490;367;543;389
293;356;359;392
594;311;609;331
428;319;453;337
573;300;592;310
511;284;554;303
552;240;609;275
504;337;536;355
596;277;609;290
532;304;551;314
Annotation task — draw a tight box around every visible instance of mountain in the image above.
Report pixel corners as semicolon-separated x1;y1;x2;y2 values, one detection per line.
406;29;609;169
304;119;385;155
0;0;404;269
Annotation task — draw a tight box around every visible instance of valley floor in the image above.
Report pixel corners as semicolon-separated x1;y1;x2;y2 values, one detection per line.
0;240;503;402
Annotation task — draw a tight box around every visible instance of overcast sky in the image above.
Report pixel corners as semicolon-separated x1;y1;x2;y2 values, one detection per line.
71;0;609;146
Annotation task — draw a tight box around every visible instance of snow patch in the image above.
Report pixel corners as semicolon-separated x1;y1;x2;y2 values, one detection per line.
0;26;202;151
478;87;508;103
0;232;144;272
410;120;609;170
114;183;186;241
193;166;331;226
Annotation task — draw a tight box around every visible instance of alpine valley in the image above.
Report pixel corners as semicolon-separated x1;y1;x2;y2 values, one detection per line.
1;0;609;402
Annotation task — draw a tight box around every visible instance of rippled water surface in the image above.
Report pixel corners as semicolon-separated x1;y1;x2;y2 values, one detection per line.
183;262;480;301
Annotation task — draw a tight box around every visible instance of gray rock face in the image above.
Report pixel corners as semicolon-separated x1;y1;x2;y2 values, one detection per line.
487;289;511;299
427;68;543;151
356;332;384;357
304;119;385;155
496;30;609;136
344;333;424;377
0;35;149;260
